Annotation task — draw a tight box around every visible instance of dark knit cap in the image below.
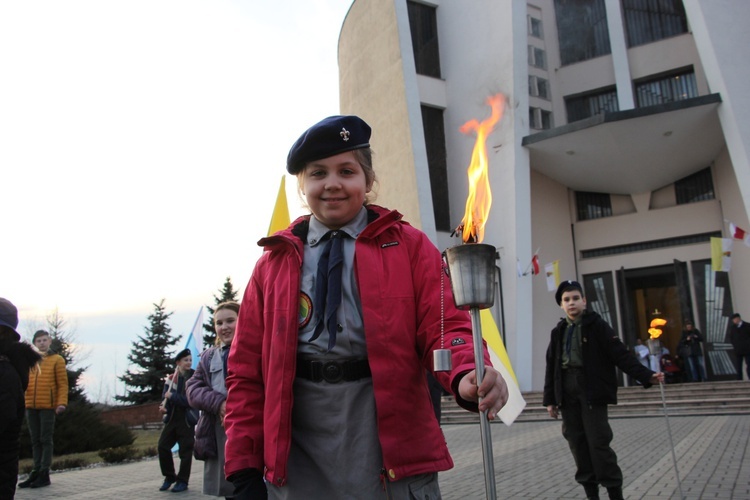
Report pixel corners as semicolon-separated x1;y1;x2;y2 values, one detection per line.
0;298;20;341
286;115;371;174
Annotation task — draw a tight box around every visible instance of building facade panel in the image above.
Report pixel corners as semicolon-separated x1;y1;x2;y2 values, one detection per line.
339;0;750;390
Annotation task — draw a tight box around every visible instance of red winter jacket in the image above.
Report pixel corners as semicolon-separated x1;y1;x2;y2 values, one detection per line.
224;205;490;487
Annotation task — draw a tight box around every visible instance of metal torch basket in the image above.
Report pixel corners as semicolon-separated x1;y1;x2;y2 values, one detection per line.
443;243;496;310
647;338;662;356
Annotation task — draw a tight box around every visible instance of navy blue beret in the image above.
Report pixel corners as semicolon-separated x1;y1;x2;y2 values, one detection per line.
286;115;371;174
175;348;192;362
555;280;583;305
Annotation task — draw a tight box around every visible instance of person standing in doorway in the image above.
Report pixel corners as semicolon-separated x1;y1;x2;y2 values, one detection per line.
680;321;706;382
729;313;750;380
634;339;649;369
543;280;664;500
19;330;68;489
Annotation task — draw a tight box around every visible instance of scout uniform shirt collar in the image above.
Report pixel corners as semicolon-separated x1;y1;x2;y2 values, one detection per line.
307;206;369;247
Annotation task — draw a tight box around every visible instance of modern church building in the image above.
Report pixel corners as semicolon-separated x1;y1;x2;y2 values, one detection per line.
336;0;750;390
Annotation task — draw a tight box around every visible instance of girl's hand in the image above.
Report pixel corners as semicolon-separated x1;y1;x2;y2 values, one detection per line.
458;366;509;420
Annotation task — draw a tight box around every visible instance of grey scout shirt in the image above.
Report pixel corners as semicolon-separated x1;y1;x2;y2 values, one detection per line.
297;206;369;359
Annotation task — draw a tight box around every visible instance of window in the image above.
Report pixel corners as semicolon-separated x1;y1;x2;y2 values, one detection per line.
565;87;619;122
529;107;553;130
635;69;698;108
576;191;612;221
420;106;451;231
541;109;553;129
528;46;547;69
529;16;543;38
675;167;714;205
554;0;611;65
582;273;618;333
623;0;688;48
529;76;550;99
407;1;441;78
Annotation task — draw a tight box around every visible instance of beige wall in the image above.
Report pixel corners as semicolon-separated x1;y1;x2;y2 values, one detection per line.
338;0;424;230
714;146;750;317
529;169;576;389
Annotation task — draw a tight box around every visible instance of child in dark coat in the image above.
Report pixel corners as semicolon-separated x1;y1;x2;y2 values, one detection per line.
543;281;664;500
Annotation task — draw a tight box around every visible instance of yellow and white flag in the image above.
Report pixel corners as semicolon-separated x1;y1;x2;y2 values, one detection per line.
480;309;526;426
545;260;560;292
711;237;733;272
268;176;291;236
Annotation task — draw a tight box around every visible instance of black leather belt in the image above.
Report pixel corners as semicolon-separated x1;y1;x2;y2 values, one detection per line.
296;358;371;383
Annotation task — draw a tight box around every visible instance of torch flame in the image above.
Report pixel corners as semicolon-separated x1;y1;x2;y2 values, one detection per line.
649;318;667;339
458;94;506;243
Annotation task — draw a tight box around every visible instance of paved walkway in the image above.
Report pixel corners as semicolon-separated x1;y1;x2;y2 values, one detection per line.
14;415;750;499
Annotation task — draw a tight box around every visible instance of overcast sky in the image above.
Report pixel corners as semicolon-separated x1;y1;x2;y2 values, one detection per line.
0;0;354;402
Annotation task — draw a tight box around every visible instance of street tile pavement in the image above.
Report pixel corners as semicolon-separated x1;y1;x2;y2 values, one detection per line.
14;415;750;499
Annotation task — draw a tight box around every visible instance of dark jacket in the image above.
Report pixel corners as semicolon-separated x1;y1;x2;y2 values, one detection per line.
729;321;750;356
1;338;41;499
186;347;225;460
161;369;196;427
679;329;704;357
543;310;655;408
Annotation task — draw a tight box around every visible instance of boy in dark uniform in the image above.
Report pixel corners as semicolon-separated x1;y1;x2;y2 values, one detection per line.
543;280;664;500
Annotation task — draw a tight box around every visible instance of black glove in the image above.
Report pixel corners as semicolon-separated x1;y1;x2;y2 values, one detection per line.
228;468;267;500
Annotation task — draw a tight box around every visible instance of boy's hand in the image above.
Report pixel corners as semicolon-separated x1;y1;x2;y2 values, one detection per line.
651;372;665;384
458;366;509;421
547;405;559;419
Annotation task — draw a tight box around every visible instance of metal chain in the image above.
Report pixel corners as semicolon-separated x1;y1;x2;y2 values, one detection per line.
440;258;445;350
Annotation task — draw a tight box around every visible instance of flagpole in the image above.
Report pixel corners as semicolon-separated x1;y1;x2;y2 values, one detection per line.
658;380;685;499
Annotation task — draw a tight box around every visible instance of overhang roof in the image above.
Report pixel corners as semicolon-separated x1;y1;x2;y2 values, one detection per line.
522;94;724;195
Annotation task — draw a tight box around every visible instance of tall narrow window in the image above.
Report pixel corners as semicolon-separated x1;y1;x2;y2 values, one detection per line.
420;106;451;231
554;0;611;65
623;0;688;48
407;1;441;78
675;167;714;205
528;46;547;69
529;16;544;38
635;69;698;108
582;273;618;334
576;191;612;221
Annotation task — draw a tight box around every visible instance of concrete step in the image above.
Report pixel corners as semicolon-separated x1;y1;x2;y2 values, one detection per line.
439;380;750;424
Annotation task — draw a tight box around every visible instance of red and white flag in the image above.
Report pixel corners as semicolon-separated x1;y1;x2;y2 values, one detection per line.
729;222;750;247
531;255;540;275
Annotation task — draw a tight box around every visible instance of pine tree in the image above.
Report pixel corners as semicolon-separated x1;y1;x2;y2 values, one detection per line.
116;299;180;404
46;308;88;402
202;276;239;347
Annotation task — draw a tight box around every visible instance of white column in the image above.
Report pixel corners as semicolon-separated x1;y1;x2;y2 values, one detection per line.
604;0;635;110
683;0;750;220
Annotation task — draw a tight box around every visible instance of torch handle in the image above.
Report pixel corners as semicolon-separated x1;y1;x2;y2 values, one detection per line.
470;307;497;500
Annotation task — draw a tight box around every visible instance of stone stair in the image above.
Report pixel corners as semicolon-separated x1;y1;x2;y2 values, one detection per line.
439;380;750;424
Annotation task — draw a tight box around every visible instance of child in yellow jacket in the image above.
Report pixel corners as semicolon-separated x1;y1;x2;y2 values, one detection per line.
19;330;68;489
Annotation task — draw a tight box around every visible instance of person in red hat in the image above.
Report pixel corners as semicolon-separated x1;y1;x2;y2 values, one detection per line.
543;280;664;500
